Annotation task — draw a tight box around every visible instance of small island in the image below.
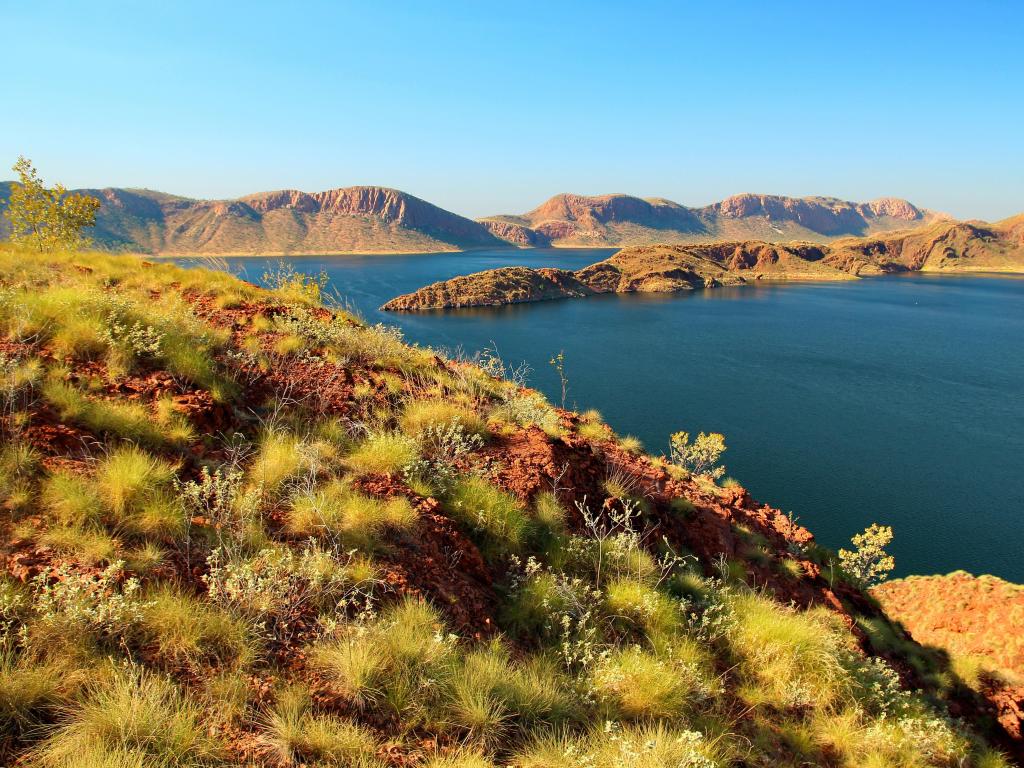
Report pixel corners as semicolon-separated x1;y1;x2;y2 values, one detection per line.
382;217;1024;311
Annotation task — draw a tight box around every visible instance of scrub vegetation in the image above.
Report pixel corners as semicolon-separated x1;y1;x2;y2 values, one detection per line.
0;240;1014;767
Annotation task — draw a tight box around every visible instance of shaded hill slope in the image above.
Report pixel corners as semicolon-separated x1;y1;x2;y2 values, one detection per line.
875;572;1024;742
0;245;1018;764
383;219;1024;310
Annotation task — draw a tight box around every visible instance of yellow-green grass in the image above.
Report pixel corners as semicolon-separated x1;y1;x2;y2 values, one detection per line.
287;480;418;549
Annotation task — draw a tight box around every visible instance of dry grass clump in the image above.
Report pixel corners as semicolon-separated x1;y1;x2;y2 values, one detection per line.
346;431;419;476
288;480;418;549
445;476;532;555
401;399;488;438
29;666;223;767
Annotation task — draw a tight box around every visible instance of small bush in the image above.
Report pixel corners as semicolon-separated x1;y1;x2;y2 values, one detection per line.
32;561;147;644
669;430;727;480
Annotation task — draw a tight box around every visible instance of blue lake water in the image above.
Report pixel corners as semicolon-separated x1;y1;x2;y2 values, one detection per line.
201;248;1024;581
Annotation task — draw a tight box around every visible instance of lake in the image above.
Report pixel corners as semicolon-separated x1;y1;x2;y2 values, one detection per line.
202;248;1024;582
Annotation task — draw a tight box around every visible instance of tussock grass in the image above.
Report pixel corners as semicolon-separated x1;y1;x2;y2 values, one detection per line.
401;399;488;438
258;684;381;767
591;646;695;720
42;470;103;527
38;524;120;565
42;379;173;448
446;476;531;555
443;643;579;739
515;722;726;768
140;586;257;670
728;591;851;709
288;480;418;549
603;576;681;640
30;667;222;767
346;431;419;476
312;599;453;723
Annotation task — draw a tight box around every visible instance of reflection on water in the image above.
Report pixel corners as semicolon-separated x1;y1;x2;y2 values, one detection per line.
204;250;1024;582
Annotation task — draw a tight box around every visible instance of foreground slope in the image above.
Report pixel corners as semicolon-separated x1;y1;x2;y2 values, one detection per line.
482;192;944;247
383;219;1024;310
0;182;507;255
0;246;1019;766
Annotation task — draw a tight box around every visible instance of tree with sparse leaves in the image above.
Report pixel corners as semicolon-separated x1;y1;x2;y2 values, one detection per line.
3;156;100;252
669;430;727;479
839;523;895;587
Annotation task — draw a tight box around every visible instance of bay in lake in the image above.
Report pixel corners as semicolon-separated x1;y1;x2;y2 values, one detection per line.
199;248;1024;581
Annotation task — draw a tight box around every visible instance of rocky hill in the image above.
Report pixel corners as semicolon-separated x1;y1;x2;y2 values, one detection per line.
482;192;945;247
0;244;1019;765
383;219;1024;311
0;182;507;255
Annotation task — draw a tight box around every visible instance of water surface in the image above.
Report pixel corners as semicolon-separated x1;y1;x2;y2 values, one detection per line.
205;249;1024;581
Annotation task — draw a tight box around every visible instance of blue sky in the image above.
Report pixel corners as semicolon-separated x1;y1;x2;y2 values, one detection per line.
3;1;1022;219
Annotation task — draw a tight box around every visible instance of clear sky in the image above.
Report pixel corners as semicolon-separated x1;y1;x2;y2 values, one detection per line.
3;0;1022;220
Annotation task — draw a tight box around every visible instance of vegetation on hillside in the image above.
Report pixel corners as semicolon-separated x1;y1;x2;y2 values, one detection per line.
0;243;1015;766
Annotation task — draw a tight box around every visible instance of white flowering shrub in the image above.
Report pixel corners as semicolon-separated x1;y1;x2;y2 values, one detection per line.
203;545;376;641
32;561;148;640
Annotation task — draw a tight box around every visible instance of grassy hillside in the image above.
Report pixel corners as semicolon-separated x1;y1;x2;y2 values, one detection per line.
0;245;1017;766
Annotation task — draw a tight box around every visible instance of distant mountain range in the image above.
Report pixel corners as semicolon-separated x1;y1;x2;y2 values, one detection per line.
0;182;959;255
481;193;946;248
